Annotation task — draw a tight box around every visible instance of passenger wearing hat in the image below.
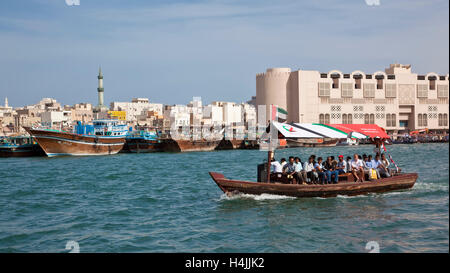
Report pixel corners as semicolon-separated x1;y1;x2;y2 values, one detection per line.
336;155;347;175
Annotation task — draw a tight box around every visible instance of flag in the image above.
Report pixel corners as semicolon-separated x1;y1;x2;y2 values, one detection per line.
271;104;288;123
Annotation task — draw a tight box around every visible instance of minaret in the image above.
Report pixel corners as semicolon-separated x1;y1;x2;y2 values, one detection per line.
97;67;104;108
4;97;8;108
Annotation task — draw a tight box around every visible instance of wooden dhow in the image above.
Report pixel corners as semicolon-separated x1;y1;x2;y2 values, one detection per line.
24;120;127;157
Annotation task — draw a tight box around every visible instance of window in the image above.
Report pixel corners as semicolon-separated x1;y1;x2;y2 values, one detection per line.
364;114;370;124
438;114;443;126
325;114;330;124
341;83;353;98
418;114;423;127
444;114;448;126
386;114;391;127
318;82;331;97
319;114;324;124
385;84;397;98
417;84;428;98
342;114;348;124
375;75;384;89
369;114;375;124
354;74;362;89
363;83;375;98
347;114;352;124
437;85;449;98
429;77;436;90
423;114;427;126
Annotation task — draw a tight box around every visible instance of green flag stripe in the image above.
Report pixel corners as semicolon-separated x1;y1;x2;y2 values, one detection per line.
277;107;288;115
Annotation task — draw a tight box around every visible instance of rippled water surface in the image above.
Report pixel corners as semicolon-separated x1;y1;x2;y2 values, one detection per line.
0;143;448;252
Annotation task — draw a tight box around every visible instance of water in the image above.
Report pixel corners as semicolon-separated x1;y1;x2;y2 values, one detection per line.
0;143;448;253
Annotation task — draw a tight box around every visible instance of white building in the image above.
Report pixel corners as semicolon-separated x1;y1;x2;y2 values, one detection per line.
41;111;71;128
110;98;163;122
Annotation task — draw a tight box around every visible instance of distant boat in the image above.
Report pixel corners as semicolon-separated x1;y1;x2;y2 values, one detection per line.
336;138;359;146
24;120;127;157
0;136;45;157
286;138;338;147
121;130;161;153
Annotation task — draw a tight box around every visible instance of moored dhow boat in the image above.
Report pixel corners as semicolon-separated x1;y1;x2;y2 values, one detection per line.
121;129;161;153
0;136;45;157
209;122;418;198
24;120;128;157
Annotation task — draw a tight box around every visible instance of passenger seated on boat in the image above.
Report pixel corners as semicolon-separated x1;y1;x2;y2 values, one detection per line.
303;157;318;184
350;153;365;183
367;155;381;179
280;158;287;169
381;154;392;176
294;157;307;184
375;154;390;178
314;157;327;184
270;158;283;174
323;156;339;184
283;157;298;184
336;155;347;174
346;156;352;173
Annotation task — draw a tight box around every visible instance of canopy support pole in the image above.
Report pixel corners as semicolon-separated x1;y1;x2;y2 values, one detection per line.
267;150;273;183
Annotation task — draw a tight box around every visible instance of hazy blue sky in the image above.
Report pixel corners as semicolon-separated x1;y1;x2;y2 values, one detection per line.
0;0;448;107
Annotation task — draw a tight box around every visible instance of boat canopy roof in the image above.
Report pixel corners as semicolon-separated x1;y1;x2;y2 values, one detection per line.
272;122;390;139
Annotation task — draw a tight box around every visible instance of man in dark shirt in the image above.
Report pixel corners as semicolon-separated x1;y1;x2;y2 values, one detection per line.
323;156;339;184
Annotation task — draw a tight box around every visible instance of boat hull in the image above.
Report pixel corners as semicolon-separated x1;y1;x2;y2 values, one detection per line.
0;144;45;157
209;172;418;198
24;128;125;157
121;138;161;153
160;138;221;152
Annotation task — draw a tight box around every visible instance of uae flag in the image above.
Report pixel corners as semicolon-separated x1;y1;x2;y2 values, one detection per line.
271;104;288;122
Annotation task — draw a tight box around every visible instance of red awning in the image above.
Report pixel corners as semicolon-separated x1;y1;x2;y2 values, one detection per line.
329;124;390;139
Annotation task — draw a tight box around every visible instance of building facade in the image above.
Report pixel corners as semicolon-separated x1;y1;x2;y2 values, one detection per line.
256;64;449;136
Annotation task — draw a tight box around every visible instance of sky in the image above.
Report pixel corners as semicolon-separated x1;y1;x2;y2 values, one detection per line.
0;0;448;107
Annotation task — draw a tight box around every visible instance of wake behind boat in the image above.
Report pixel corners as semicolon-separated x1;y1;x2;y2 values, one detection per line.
24;119;127;157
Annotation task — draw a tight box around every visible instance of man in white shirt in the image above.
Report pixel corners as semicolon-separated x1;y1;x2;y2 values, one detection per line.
270;159;283;174
375;154;390;178
350;153;365;182
303;157;318;184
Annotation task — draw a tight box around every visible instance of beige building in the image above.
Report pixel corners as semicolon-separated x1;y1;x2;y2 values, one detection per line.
256;64;449;136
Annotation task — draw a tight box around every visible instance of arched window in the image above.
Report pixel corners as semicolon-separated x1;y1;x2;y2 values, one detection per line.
369;114;375;124
439;114;443;126
391;114;396;127
342;114;348;124
444;114;448;126
348;114;352;124
364;114;370;124
325;114;330;124
423;114;428;127
386;114;391;127
319;114;324;124
418;114;423;127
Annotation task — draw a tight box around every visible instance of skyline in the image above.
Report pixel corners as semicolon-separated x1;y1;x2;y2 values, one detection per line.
0;0;449;108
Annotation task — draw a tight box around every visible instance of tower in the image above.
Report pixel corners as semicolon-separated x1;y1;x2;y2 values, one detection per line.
97;67;104;107
4;97;8;108
94;66;108;113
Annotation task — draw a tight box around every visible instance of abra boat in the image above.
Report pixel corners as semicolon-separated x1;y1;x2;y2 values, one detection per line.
121;129;161;153
209;172;417;198
160;138;221;152
24;120;127;157
209;122;418;198
0;136;45;157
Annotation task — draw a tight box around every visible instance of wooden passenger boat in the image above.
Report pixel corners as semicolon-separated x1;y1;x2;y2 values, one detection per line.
209;172;417;198
24;120;127;157
209;122;417;198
